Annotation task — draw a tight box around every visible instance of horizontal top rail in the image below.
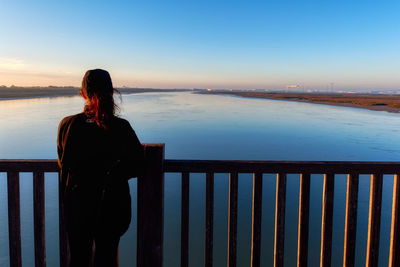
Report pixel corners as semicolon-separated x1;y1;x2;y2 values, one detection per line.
0;160;59;172
1;159;400;174
165;160;400;173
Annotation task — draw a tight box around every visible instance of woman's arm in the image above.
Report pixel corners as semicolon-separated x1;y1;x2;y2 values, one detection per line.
123;122;145;179
109;120;145;182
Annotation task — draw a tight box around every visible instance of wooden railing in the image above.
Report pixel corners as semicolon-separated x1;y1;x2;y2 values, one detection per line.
1;143;400;267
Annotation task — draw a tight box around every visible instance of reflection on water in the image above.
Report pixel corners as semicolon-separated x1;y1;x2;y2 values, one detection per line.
1;92;400;266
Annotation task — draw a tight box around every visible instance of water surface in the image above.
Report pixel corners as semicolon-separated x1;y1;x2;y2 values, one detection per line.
1;92;399;266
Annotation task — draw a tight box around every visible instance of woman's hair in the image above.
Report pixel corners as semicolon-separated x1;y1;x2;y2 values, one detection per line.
80;69;120;129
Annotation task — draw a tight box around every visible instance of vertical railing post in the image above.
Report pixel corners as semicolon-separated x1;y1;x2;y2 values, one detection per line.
320;173;334;267
343;173;359;267
205;172;214;267
33;171;46;267
251;172;263;267
366;173;383;267
58;171;69;267
389;174;400;267
7;171;22;267
228;172;238;267
137;143;165;267
297;173;310;267
274;173;287;267
181;172;190;267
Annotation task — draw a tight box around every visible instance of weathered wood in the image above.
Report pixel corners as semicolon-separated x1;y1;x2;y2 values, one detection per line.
320;173;334;267
33;171;46;267
228;172;238;267
137;144;165;267
251;172;263;267
389;174;400;267
3;153;400;267
165;160;400;174
205;172;214;267
297;173;310;267
274;173;286;267
0;160;59;172
366;174;383;267
343;173;359;267
2;158;400;174
181;172;189;267
58;171;69;267
7;171;22;267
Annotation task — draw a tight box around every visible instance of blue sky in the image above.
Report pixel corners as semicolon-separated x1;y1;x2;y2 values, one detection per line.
0;0;399;90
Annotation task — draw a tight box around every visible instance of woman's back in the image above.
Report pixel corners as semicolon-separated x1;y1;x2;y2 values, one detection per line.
58;112;143;188
57;69;144;267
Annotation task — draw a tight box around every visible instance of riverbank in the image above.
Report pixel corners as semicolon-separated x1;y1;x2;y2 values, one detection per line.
0;86;190;100
198;90;400;113
3;87;400;114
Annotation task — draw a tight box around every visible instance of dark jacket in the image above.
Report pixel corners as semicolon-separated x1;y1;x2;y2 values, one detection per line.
57;113;144;236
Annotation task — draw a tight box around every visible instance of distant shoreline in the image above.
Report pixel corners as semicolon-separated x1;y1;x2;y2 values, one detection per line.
2;87;400;114
197;90;400;113
0;87;191;101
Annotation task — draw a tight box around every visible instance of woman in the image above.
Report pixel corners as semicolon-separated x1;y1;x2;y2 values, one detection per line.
57;69;144;267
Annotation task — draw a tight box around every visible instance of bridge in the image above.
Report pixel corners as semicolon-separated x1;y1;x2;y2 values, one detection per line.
1;144;400;267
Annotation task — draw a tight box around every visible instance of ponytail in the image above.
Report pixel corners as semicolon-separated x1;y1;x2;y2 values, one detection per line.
81;69;120;129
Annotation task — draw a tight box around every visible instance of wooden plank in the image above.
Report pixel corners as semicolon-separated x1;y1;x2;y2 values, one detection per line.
205;172;214;267
366;173;383;267
137;144;165;267
251;172;263;267
2;158;400;174
274;173;286;267
228;172;238;267
33;171;46;267
320;173;334;267
164;160;400;174
181;172;189;267
58;171;69;267
0;160;59;172
7;171;22;267
297;173;310;267
389;174;400;267
343;173;359;267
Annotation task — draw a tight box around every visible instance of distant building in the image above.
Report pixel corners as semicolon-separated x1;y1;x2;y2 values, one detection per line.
286;84;300;91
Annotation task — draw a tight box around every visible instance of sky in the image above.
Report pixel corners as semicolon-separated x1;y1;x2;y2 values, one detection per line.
0;0;399;91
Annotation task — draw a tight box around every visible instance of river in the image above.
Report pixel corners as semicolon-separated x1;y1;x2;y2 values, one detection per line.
1;92;400;266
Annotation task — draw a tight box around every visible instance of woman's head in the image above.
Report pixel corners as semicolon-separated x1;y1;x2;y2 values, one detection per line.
80;69;119;129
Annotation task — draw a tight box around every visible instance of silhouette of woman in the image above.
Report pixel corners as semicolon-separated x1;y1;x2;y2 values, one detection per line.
57;69;144;267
